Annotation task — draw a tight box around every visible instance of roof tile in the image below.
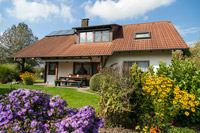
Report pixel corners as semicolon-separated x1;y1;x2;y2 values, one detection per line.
11;21;189;58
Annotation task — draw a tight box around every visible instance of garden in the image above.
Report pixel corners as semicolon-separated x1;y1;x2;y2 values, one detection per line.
0;42;200;132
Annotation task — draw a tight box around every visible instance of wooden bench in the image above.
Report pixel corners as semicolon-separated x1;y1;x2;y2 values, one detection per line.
54;80;82;88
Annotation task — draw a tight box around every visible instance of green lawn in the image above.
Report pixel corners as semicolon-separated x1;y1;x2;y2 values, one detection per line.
0;84;100;112
34;79;44;83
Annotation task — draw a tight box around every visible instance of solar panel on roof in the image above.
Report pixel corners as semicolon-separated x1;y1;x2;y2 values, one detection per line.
45;29;75;37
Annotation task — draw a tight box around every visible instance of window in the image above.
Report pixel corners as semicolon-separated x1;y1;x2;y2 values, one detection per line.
102;31;109;41
74;63;90;75
87;32;93;42
135;31;151;39
48;62;56;75
80;32;86;42
124;61;149;72
95;31;101;42
79;30;110;43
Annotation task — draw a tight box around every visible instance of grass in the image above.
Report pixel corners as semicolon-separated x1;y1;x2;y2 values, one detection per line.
0;84;100;112
86;89;98;94
34;79;44;83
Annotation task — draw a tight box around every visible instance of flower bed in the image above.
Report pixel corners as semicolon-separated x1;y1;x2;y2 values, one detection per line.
0;89;103;132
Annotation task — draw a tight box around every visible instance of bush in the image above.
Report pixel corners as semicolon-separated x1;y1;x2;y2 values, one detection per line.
0;89;104;132
138;73;200;132
19;71;35;85
0;64;19;84
99;64;142;127
156;54;200;125
157;55;200;95
90;73;102;91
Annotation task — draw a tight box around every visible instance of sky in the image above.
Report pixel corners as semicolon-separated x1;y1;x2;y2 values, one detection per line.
0;0;200;47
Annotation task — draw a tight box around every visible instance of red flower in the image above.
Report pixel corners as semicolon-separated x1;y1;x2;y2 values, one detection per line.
97;66;100;70
150;112;153;116
155;126;158;130
171;121;174;125
147;122;150;126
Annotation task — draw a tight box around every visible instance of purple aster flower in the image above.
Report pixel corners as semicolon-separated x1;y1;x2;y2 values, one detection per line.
21;108;27;114
5;104;11;110
24;102;30;108
58;109;63;115
31;120;38;128
48;111;52;117
8;114;13;119
49;102;55;107
25;118;30;123
7;110;12;115
84;120;88;126
28;109;33;114
71;121;78;128
44;123;49;129
61;120;66;126
17;111;22;116
65;123;69;128
13;125;20;131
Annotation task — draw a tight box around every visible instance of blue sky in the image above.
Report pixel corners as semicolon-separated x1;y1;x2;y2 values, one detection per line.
0;0;200;46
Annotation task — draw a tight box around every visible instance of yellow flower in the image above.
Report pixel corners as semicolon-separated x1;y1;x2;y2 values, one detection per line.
173;101;177;104
135;125;140;130
157;99;162;102
191;108;196;112
151;91;156;96
195;101;199;106
185;111;189;116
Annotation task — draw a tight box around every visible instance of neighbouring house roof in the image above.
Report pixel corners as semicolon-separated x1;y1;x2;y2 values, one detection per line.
11;21;189;58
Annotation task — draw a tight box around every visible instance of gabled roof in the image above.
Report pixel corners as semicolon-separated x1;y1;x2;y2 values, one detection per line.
11;21;189;58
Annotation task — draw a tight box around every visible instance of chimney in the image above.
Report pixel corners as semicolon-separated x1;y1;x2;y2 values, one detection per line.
81;18;89;27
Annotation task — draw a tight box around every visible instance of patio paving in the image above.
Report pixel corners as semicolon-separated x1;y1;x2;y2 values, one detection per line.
33;83;94;94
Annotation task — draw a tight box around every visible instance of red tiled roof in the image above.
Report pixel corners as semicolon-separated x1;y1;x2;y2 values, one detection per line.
11;21;189;58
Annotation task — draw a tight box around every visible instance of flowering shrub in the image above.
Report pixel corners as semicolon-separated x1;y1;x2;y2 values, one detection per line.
19;71;36;85
0;89;103;132
140;73;199;131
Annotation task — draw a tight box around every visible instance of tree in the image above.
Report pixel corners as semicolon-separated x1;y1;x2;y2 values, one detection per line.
0;22;39;71
188;40;200;68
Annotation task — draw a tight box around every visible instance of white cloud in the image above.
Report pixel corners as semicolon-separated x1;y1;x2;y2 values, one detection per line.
60;4;74;23
83;0;175;21
175;25;200;35
6;0;74;22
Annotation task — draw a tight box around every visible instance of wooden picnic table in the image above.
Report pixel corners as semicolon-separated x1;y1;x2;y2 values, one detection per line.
55;76;87;88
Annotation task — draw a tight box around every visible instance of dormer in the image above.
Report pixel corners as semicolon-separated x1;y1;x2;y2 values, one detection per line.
73;18;121;44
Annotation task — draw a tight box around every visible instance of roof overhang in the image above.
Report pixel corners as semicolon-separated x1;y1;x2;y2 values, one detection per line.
42;58;91;62
72;24;121;31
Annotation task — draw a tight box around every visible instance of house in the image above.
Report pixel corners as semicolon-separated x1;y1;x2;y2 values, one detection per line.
11;19;189;85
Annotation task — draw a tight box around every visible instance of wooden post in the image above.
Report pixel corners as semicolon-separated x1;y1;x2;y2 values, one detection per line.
22;58;25;73
100;56;103;67
55;62;58;80
44;62;47;83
